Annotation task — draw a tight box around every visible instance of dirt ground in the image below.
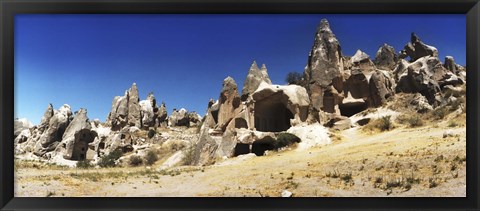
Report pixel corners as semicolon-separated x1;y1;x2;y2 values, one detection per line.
14;117;466;197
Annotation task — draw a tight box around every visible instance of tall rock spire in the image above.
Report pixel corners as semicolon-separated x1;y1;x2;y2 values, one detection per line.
241;60;272;101
304;18;345;113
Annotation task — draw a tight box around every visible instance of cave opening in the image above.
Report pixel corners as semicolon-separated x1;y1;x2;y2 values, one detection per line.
339;101;368;117
233;143;250;156
254;98;293;132
71;129;97;160
234;118;248;129
252;138;275;156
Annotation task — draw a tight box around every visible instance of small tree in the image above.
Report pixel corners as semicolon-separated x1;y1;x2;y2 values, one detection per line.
285;72;304;85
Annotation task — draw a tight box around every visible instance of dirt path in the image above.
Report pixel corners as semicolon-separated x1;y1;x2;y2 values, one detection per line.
15;123;466;197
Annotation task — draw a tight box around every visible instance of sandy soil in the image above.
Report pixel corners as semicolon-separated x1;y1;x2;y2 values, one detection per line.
14;119;466;197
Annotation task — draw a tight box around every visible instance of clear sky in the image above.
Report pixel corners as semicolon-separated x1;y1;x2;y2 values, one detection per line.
15;14;465;125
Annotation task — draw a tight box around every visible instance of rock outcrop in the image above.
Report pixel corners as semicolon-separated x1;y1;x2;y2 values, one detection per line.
304;19;345;114
399;33;439;62
14;118;32;138
374;43;398;70
241;61;272;101
33;104;73;157
55;108;97;160
217;77;241;131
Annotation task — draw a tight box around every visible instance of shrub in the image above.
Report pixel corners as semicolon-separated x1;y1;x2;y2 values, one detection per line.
76;159;93;169
365;115;393;132
148;129;156;139
98;149;123;168
145;150;159;166
285;72;304;85
181;144;196;166
407;115;423;127
431;106;448;120
129;155;143;166
275;133;301;149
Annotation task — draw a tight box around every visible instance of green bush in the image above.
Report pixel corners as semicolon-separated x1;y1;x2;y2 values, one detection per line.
406;114;423;127
98;149;123;168
285;72;304;85
148;129;156;139
129;155;143;166
431;106;448;120
145;150;159;166
275;133;301;149
76;159;93;169
181;145;196;166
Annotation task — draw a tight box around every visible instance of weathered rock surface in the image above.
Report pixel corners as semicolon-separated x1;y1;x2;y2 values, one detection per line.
168;108;190;127
374;43;398;70
241;61;272;100
139;92;157;129
217;77;241;131
127;83;141;128
399;33;438;62
55;108;97;160
14;118;32;138
368;70;395;107
33;104;73;157
394;56;447;106
304;19;345;113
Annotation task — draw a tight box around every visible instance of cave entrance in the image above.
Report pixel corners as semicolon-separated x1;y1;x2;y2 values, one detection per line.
254;98;293;132
71;129;96;161
252;138;275;156
339;101;368;117
234;118;248;129
234;143;250;156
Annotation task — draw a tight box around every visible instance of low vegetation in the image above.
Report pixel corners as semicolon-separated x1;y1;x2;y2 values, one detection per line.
98;149;123;168
362;115;393;132
274;133;301;149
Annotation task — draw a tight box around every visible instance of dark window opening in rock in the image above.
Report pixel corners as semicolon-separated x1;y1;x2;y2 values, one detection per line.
122;146;134;153
71;129;96;161
254;100;293;132
323;91;335;113
357;118;371;126
234;118;248;129
211;110;219;124
120;134;126;139
339;102;368;117
234;143;250;156
252;138;275;156
99;142;105;149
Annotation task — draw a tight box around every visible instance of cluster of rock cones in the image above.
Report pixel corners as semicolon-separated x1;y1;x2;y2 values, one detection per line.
14;19;466;167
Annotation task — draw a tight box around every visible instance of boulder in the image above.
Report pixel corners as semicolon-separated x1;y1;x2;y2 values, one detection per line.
241;61;272;100
374;43;398;70
188;111;202;127
444;56;457;73
351;49;370;64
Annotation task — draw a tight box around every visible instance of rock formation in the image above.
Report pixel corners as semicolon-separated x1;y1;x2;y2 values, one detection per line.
55;108;97;160
241;61;272;101
304;19;345;114
374;43;398;70
399;33;439;62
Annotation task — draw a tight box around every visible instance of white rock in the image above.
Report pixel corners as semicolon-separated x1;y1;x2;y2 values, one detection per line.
287;123;331;150
281;190;293;197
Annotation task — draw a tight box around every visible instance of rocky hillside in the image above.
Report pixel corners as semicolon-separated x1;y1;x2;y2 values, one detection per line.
14;18;466;172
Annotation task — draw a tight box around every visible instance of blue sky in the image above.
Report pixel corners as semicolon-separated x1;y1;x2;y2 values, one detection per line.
15;14;466;125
